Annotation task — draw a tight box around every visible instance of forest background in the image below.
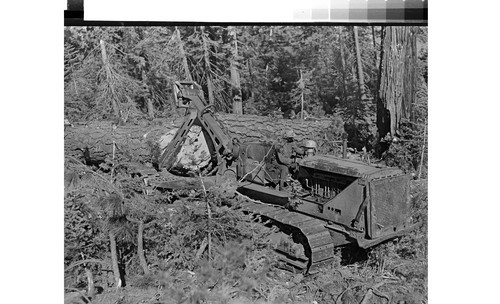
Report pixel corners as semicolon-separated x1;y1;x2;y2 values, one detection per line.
64;26;428;174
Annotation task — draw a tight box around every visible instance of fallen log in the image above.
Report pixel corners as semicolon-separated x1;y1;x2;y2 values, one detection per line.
64;119;180;165
64;114;338;166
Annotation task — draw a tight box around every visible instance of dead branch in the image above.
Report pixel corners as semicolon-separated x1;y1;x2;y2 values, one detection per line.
196;166;212;261
372;289;390;303
417;121;427;180
78;252;96;298
65;259;107;272
84;268;95;298
65;155;123;196
196;237;208;259
359;289;374;304
64;288;92;304
253;285;268;301
359;282;387;304
109;230;122;289
336;282;363;304
137;220;150;275
335;286;348;304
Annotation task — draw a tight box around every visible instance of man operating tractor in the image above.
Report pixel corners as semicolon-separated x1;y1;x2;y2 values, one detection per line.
276;130;304;190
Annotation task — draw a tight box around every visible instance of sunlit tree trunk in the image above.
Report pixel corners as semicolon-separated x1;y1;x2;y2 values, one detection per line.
109;230;122;288
141;70;155;119
175;27;193;82
371;26;379;99
372;26;378;68
200;26;215;105
99;40;120;118
299;69;304;119
376;26;390;151
352;26;367;100
137;220;150;275
84;268;95;297
338;27;347;104
229;26;243;114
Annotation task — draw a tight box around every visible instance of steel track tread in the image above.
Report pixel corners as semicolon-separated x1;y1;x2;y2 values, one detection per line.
282;215;315;226
308;232;334;247
238;200;258;208
302;225;331;236
252;205;284;214
295;220;324;230
240;202;263;211
311;243;336;262
277;255;308;270
238;202;259;211
277;213;312;225
273;212;306;223
262;208;287;218
308;257;338;273
237;200;336;273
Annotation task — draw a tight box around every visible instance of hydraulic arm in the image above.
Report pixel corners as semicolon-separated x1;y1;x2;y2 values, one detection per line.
157;81;235;172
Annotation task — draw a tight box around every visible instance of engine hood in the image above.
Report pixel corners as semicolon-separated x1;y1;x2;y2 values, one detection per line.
299;155;403;179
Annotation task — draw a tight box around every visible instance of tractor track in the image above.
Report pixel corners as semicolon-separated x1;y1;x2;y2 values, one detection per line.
237;200;336;273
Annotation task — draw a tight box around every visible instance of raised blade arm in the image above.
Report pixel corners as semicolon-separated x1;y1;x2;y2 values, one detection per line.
157;82;234;172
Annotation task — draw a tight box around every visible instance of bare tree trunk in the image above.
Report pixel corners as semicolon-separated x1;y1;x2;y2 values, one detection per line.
137;221;150;275
376;27;389;156
300;69;304;119
175;27;193;82
207;202;212;260
73;79;78;95
346;29;359;87
229;27;243;115
146;99;154;119
371;26;378;70
109;230;122;289
378;26;418;137
371;26;379;99
141;70;155;119
100;40;120;118
338;27;347;104
247;57;255;92
197;169;212;260
201;26;215;105
352;26;367;100
206;77;215;106
417;121;427;180
196;237;208;259
341;26;357;125
84;268;95;298
350;64;358;86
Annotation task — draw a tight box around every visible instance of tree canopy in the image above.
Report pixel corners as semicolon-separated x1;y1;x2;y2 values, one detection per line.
64;25;427;161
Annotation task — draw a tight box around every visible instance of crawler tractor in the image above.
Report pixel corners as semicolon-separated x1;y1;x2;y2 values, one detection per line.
155;81;415;273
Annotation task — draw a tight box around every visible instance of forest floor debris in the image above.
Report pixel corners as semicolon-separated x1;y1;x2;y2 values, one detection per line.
64;153;427;304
